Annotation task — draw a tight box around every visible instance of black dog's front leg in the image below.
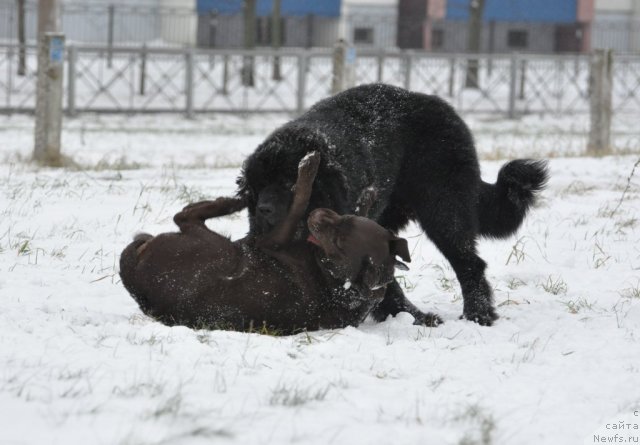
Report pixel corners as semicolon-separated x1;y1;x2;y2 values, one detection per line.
355;186;377;217
174;197;247;232
372;281;443;327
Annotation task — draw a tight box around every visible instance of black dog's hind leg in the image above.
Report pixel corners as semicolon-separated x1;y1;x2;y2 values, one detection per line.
415;192;499;327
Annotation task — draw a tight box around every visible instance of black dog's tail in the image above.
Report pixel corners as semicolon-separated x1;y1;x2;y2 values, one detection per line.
478;159;549;239
119;233;153;314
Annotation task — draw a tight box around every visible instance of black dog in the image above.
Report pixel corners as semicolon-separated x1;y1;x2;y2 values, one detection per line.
119;153;411;334
237;84;548;326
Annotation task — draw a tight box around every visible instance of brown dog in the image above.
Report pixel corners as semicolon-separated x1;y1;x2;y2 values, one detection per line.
119;153;411;334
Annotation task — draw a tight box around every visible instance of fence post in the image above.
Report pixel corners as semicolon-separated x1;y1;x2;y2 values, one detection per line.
7;46;14;109
242;0;256;87
222;54;229;95
139;43;147;95
331;39;354;94
107;4;115;68
377;51;384;83
403;52;412;90
518;59;527;100
587;49;613;154
448;56;455;97
34;32;65;165
508;52;518;119
67;44;76;116
17;0;26;76
185;48;194;118
297;53;307;114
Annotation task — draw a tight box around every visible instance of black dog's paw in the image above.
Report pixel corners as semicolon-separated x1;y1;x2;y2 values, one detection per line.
413;312;444;327
461;306;499;326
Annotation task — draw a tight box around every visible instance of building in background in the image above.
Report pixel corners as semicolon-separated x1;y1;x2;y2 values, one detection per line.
0;0;197;46
196;0;340;48
399;0;595;53
341;0;397;49
592;0;640;52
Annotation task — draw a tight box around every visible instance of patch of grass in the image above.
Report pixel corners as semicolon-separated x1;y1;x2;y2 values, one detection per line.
616;217;638;230
592;240;612;269
560;180;596;197
455;404;495;445
396;275;417;292
50;246;68;259
78;155;145;171
17;240;31;256
149;393;182;419
195;331;217;346
432;264;457;292
597;203;617;219
506;278;526;290
620;282;640;300
540;275;568;295
269;383;330;407
562;297;594;314
175;184;208;205
505;237;526;265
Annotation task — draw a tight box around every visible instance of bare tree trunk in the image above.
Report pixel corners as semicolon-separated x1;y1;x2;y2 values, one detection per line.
272;0;282;80
34;0;64;166
242;0;256;87
465;0;485;89
17;0;26;76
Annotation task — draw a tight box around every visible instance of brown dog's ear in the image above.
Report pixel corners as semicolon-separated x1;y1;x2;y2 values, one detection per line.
357;255;380;291
389;237;411;263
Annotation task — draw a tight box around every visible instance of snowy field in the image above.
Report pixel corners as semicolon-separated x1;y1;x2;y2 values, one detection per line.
1;113;639;445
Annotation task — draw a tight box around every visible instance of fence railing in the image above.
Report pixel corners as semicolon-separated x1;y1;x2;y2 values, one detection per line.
1;44;639;116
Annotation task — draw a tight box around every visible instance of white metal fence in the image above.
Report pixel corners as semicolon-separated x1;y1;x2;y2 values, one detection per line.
1;44;639;117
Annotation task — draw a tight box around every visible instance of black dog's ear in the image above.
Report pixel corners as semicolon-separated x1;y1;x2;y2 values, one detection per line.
389;237;411;263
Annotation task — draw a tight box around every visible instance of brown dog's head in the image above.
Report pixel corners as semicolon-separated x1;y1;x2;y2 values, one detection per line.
307;208;411;294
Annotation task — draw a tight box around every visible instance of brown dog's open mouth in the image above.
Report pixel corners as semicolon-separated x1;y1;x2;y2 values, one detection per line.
307;234;321;246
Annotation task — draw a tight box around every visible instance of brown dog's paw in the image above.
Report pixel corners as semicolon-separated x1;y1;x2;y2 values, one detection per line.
298;151;321;177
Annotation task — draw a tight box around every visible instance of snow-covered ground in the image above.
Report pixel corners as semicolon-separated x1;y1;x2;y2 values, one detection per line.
0;113;639;445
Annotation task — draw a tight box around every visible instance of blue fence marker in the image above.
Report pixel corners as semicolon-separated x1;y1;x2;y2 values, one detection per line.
50;36;64;63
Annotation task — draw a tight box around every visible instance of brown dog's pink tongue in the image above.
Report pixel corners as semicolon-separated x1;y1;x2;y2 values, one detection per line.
307;234;321;246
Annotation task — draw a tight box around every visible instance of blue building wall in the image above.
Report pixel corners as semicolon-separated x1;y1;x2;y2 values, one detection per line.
197;0;341;17
446;0;578;23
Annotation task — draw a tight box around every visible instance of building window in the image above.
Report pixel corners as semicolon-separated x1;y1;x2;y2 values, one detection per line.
255;17;286;46
256;17;271;45
354;27;374;44
507;30;528;49
432;29;444;49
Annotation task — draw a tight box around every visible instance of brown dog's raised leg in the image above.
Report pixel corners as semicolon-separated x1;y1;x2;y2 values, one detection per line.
174;197;247;232
258;152;321;249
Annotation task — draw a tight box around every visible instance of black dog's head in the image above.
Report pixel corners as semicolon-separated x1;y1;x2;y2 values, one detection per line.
237;149;348;237
306;208;411;294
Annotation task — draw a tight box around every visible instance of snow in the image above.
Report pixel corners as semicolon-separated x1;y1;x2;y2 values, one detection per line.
1;113;639;445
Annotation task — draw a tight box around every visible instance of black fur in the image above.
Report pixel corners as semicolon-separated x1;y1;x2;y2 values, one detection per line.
237;84;548;326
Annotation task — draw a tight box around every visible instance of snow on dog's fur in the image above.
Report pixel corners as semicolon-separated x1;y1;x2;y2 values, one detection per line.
237;83;548;326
